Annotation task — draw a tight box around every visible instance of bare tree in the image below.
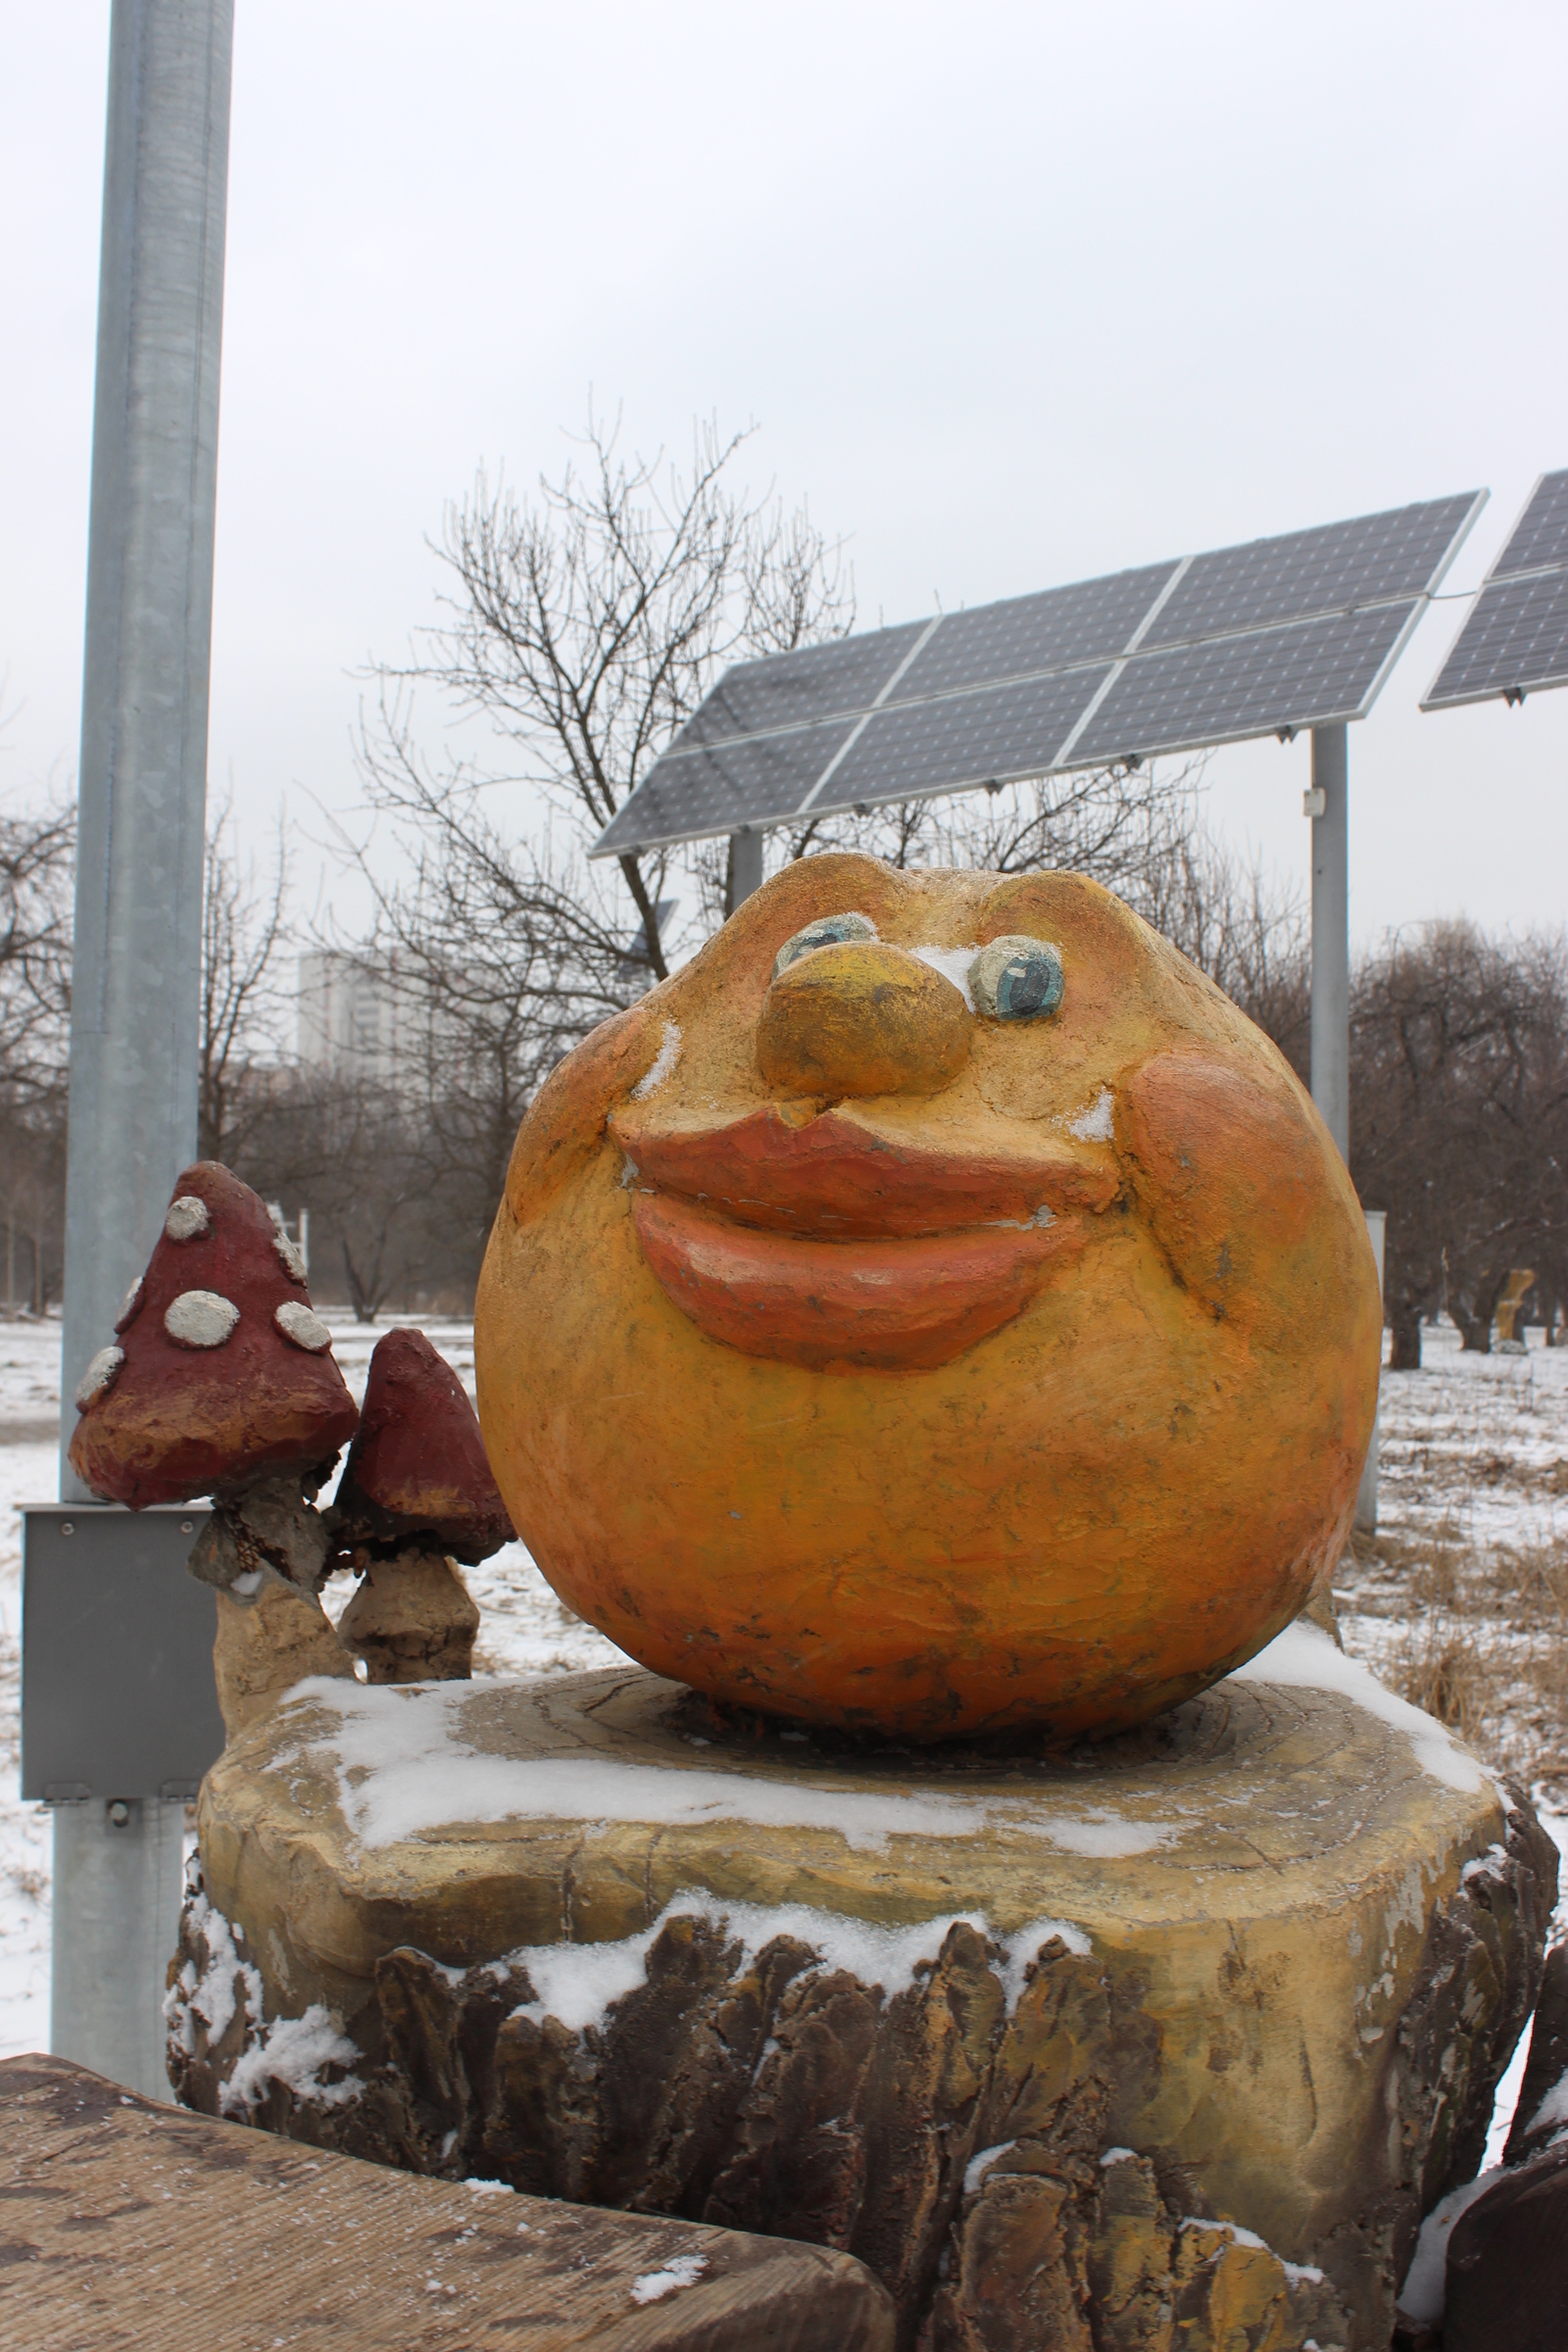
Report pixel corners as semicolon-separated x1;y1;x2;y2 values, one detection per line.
364;407;855;987
333;409;1334;1312
314;412;858;1298
0;786;74;1108
199;795;291;1162
0;789;74;1315
1350;922;1568;1365
1125;809;1309;1073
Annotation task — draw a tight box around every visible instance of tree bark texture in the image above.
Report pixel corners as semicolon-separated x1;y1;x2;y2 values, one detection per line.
1389;1303;1424;1371
170;1661;1556;2352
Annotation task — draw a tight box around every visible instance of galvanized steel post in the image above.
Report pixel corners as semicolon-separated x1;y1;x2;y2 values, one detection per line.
728;828;764;909
1355;1209;1387;1536
1308;723;1349;1162
52;0;234;2094
1308;723;1384;1536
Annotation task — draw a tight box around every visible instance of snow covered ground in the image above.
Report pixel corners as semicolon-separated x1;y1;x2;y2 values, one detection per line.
4;1310;1566;2153
1338;1326;1568;1804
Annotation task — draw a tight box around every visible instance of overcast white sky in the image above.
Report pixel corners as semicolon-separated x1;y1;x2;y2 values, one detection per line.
3;1;1565;949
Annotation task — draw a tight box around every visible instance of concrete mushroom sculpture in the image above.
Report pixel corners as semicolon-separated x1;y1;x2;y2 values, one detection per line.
69;1161;361;1731
330;1327;512;1683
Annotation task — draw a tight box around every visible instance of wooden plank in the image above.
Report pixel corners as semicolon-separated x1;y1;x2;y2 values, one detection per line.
0;2055;894;2352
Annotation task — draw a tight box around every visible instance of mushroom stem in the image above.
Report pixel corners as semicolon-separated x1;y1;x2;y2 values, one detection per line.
187;1473;334;1595
335;1547;480;1686
213;1566;354;1740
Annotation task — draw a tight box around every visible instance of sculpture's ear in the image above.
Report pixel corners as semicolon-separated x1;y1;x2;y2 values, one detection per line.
1117;1049;1370;1346
503;995;667;1229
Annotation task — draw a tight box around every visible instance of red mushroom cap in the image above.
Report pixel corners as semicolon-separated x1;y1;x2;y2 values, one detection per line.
331;1327;514;1564
69;1162;359;1509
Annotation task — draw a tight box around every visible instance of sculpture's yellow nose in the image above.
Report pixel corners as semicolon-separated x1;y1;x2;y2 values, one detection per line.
756;942;972;1099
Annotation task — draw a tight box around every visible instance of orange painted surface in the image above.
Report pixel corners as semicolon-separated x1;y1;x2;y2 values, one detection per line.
631;1191;1084;1372
475;855;1381;1740
756;940;972;1097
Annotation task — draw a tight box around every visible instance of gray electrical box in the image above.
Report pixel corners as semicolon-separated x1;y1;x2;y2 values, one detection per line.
21;1505;224;1802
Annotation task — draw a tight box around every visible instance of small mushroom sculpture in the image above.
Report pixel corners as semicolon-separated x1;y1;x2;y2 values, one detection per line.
68;1162;362;1733
329;1327;513;1684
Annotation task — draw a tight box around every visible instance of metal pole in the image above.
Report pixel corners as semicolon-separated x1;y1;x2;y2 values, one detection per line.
51;1799;189;2090
1308;723;1349;1162
728;828;763;909
1307;724;1383;1536
1354;1209;1387;1536
53;0;233;2095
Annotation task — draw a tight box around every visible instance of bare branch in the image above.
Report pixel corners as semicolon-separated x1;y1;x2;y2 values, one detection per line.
198;794;292;1161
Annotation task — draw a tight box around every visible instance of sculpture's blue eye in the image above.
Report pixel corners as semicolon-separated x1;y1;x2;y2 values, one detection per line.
996;946;1064;1020
772;910;878;982
967;935;1064;1022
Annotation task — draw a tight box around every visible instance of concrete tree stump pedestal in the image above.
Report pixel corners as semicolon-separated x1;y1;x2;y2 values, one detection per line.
170;1628;1555;2352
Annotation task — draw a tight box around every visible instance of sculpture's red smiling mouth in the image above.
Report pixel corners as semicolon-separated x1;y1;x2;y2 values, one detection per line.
611;1104;1118;1372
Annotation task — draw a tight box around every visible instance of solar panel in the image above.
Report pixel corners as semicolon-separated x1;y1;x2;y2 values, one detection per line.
1422;470;1568;710
1492;468;1568;577
808;665;1114;817
594;717;856;856
1143;497;1479;647
592;490;1486;857
891;563;1177;699
673;619;931;748
1071;604;1414;767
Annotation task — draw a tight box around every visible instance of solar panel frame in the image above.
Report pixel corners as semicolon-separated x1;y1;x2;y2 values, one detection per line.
591;489;1488;858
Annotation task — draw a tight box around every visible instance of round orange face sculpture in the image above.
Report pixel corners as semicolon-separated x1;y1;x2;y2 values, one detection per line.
475;855;1380;1740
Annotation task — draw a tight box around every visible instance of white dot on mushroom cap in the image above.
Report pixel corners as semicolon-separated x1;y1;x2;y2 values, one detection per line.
74;1345;124;1411
274;1300;332;1352
165;1196;211;1242
164;1290;240;1348
271;1228;308;1284
116;1275;144;1331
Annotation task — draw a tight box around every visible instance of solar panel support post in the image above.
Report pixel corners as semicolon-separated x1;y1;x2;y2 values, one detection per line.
729;828;763;909
1354;1211;1387;1536
48;0;234;2096
1308;723;1349;1163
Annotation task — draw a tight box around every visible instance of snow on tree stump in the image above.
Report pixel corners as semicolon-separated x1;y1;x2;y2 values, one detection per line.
170;1628;1556;2352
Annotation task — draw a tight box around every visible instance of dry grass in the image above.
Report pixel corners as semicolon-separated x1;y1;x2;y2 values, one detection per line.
1338;1522;1568;1796
1390;1622;1495;1745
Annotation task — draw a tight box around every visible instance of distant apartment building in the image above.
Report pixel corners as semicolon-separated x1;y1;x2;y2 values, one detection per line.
297;949;470;1096
297;950;408;1084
